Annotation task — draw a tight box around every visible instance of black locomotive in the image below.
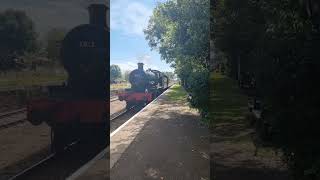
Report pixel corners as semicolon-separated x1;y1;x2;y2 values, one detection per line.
119;63;169;109
27;3;109;152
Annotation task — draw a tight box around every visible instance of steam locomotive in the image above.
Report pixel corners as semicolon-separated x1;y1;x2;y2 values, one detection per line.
27;3;109;152
118;63;169;109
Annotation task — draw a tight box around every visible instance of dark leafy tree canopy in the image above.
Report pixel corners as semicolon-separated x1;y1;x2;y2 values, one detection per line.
213;0;320;179
0;9;38;71
123;70;131;82
46;27;67;62
0;9;37;55
110;64;121;82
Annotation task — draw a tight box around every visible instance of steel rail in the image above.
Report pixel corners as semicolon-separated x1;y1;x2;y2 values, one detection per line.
8;154;56;180
0;108;26;119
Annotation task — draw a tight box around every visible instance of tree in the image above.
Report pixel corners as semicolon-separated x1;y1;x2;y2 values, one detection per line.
145;0;210;67
110;64;121;82
144;0;210;117
46;28;67;63
213;0;320;179
213;0;264;79
123;70;131;82
0;9;38;71
163;71;174;80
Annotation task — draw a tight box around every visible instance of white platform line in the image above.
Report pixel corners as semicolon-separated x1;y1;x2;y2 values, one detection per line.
66;148;107;180
66;86;173;180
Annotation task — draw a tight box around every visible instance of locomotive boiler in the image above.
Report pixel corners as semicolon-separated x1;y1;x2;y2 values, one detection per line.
27;2;109;152
118;63;169;109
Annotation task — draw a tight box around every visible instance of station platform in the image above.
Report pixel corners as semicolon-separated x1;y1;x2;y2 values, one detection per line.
70;85;210;180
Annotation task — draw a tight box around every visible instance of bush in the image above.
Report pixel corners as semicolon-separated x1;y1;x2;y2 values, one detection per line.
185;67;210;117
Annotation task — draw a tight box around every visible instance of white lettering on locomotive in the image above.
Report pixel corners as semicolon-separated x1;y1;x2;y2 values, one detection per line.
79;41;96;48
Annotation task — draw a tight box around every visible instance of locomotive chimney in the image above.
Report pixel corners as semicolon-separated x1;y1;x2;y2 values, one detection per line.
138;63;144;71
88;2;108;28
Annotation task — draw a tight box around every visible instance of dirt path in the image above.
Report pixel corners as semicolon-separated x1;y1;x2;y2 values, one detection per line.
210;73;290;180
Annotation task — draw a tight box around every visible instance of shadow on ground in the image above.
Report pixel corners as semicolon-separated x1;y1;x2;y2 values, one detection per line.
210;73;290;180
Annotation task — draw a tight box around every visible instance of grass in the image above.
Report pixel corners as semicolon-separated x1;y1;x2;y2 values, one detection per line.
208;73;280;154
166;84;188;101
0;70;130;91
0;71;67;91
209;72;248;125
110;82;131;91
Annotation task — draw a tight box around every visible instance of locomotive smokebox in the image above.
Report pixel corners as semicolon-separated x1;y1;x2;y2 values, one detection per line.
138;63;144;71
88;3;108;28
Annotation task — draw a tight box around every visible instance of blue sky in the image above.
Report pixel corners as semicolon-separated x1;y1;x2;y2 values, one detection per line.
110;0;173;73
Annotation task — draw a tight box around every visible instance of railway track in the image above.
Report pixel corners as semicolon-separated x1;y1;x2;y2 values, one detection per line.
110;97;119;102
68;86;172;179
8;154;55;180
7;106;134;180
0;84;171;130
0;97;121;130
0;108;27;130
4;87;171;179
0;108;26;118
110;104;135;121
8;143;105;180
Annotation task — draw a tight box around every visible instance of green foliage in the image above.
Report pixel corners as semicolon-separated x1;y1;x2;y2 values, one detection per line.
144;0;210;66
145;0;210;116
46;28;67;62
167;84;187;101
123;70;131;82
210;72;248;125
213;0;320;179
110;64;121;82
0;9;38;71
185;66;210;117
163;71;174;80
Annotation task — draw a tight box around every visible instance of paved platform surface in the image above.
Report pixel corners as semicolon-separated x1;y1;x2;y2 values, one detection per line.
74;152;109;180
74;86;210;180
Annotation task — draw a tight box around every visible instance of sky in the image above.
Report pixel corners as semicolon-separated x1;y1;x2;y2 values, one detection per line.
0;0;173;73
110;0;173;73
